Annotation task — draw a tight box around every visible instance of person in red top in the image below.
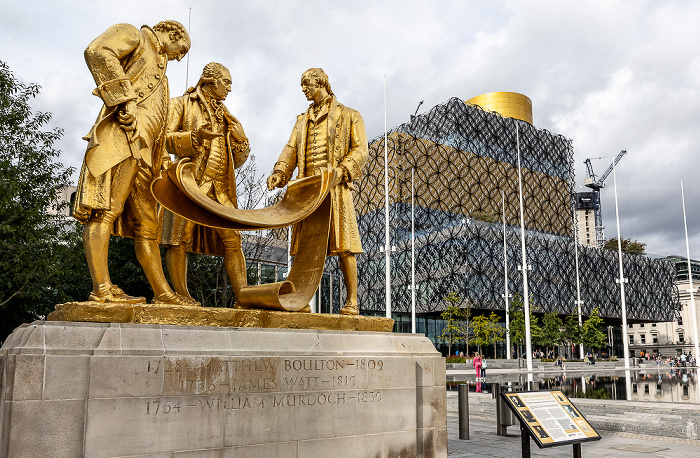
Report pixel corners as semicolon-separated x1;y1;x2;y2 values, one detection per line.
472;352;482;380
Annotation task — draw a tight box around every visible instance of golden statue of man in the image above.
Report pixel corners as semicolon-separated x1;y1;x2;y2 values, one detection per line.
72;20;195;305
267;68;368;315
161;62;250;303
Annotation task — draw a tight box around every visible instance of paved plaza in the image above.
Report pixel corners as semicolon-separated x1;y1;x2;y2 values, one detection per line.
447;414;700;457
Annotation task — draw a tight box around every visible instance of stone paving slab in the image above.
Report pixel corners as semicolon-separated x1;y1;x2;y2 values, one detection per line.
447;414;700;457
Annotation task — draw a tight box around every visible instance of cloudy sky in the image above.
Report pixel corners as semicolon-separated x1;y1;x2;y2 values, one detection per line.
2;0;700;258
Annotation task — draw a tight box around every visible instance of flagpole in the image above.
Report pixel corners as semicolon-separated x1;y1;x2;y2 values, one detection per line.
384;75;391;319
681;181;700;383
411;168;416;333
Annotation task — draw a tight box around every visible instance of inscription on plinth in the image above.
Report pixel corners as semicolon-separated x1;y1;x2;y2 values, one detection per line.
2;322;447;457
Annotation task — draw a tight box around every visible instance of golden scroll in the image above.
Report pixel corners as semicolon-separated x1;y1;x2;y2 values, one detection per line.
152;160;336;312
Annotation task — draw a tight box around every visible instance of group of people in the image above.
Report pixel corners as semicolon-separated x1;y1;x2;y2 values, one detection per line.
73;20;367;314
638;351;697;367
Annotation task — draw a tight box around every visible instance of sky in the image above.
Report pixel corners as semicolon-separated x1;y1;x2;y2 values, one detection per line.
2;0;700;258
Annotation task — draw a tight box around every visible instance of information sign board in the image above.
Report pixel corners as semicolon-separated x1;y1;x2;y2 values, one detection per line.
501;390;601;448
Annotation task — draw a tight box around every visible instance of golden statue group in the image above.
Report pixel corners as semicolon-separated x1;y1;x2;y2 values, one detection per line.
72;20;367;316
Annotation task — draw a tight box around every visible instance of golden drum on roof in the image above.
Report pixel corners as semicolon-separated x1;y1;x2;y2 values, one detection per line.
466;92;533;125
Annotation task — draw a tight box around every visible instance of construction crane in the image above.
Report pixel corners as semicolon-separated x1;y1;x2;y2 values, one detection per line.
582;150;627;247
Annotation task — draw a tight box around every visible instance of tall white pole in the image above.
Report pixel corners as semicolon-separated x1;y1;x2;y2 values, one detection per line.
573;207;584;359
384;75;391;319
613;160;630;370
502;191;511;359
515;123;533;375
681;181;700;381
411;168;416;333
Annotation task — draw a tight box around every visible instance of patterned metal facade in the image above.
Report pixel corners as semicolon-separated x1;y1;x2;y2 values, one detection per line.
326;97;678;322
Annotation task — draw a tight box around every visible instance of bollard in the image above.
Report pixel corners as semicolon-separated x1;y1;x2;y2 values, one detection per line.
458;384;470;440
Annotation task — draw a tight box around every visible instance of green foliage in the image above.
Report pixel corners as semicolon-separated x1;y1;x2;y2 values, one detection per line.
0;61;75;340
471;312;506;355
539;312;564;349
445;356;466;364
582;307;607;350
603;237;646;255
573;387;610;400
508;294;541;356
470;314;490;352
564;308;583;347
439;292;470;356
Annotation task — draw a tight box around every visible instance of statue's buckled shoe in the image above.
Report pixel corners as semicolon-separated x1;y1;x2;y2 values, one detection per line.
152;292;201;306
339;300;359;315
89;285;145;304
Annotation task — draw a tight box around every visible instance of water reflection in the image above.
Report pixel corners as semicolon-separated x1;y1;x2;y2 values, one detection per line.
446;368;699;403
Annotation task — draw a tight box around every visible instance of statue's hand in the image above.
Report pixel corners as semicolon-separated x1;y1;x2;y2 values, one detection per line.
118;100;138;133
228;122;246;143
267;172;284;191
195;127;223;141
329;166;344;188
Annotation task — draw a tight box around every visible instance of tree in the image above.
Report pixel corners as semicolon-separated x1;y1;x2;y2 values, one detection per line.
508;294;542;358
488;311;506;356
438;292;469;356
0;61;75;340
470;314;490;353
582;307;607;350
564;309;583;357
603;237;646;256
539;312;564;355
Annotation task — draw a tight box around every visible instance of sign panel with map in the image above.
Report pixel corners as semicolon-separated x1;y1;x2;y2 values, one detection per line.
501;390;601;448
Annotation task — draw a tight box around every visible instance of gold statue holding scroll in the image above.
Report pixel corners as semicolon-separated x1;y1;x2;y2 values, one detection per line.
150;68;367;314
267;68;368;315
161;63;250;303
72;21;194;305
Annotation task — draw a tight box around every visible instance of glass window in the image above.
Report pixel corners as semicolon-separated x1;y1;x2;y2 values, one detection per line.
652;334;658;344
640;323;644;328
640;334;646;344
628;335;634;345
679;333;685;343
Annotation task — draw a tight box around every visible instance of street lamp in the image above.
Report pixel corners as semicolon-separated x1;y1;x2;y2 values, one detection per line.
502;191;512;359
572;204;584;359
611;159;631;370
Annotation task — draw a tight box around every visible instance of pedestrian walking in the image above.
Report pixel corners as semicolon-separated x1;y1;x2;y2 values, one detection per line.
473;352;482;382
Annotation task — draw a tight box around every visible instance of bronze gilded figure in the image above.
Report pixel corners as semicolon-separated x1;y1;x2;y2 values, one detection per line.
161;62;250;303
267;68;368;315
72;20;194;305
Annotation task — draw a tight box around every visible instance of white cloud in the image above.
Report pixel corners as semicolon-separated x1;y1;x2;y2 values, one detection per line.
3;0;700;257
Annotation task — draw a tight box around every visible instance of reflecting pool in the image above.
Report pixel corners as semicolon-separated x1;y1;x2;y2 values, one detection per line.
447;368;700;403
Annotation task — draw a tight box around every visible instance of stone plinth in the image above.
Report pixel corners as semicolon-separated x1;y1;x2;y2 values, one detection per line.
48;302;395;332
1;321;446;457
